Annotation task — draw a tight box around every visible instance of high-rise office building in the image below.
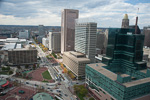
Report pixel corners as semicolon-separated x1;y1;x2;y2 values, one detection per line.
49;32;61;53
75;22;97;63
61;9;79;54
86;28;150;100
143;26;150;47
19;30;29;39
38;25;45;36
121;14;129;28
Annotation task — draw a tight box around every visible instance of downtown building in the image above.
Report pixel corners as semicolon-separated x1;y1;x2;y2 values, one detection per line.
42;38;49;48
63;51;90;79
143;26;150;47
19;30;29;39
38;25;45;36
63;21;97;79
61;9;79;54
8;45;37;65
49;32;61;53
85;28;150;100
75;21;97;63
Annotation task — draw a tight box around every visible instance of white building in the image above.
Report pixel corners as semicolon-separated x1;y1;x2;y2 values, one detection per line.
42;38;49;48
75;21;97;63
49;32;61;53
19;30;29;39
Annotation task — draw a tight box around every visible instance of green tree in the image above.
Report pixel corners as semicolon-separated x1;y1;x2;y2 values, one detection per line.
7;66;10;71
25;65;29;69
79;86;88;96
33;64;36;70
89;98;95;100
2;67;5;71
23;73;27;78
9;70;13;75
17;65;21;69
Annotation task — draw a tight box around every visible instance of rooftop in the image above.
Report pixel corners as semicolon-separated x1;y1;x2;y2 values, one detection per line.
87;63;117;81
33;92;54;100
64;51;90;63
0;80;7;86
123;77;150;87
1;43;16;50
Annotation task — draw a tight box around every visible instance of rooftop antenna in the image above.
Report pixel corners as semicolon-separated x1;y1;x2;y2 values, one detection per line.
135;8;139;34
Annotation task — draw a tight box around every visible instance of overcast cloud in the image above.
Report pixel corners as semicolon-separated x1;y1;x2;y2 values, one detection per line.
0;0;150;28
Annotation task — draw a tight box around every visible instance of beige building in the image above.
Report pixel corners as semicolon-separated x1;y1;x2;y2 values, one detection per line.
63;51;90;79
61;9;79;54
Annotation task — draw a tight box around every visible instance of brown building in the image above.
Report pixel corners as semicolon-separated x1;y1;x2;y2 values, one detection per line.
144;26;150;47
8;45;37;65
61;9;79;54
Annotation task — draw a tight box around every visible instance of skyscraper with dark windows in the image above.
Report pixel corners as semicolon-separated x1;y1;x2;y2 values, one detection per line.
85;28;150;100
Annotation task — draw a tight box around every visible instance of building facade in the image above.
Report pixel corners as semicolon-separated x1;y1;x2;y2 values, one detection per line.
49;32;61;53
86;28;150;100
143;26;150;47
38;25;45;36
63;51;90;79
8;45;37;65
121;14;129;28
75;22;97;63
61;9;79;54
19;30;29;39
42;38;49;48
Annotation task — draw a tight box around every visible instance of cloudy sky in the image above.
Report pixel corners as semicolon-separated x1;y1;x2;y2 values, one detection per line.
0;0;150;28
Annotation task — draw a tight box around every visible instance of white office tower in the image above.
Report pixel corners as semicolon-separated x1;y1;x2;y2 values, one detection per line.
42;38;49;48
75;20;97;63
19;30;29;39
49;32;61;53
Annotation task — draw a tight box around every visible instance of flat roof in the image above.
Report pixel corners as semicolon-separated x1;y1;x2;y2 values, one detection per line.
64;51;90;63
120;74;130;77
70;51;85;57
123;77;150;87
1;43;16;50
6;38;18;41
33;92;54;100
87;63;117;81
16;44;22;49
0;80;7;86
140;69;147;74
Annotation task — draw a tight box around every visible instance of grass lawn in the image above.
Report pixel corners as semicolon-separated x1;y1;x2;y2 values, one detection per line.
42;70;52;80
42;80;49;83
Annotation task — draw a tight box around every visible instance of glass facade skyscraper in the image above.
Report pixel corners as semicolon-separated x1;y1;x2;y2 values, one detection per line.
85;28;150;100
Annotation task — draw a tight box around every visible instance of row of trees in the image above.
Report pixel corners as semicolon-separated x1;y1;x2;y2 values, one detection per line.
51;53;57;58
60;63;75;79
1;66;13;75
39;43;48;52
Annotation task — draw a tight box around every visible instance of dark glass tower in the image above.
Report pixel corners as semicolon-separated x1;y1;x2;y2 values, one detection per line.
102;28;146;78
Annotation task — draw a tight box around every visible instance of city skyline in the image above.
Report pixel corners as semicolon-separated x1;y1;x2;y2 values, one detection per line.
0;0;150;28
